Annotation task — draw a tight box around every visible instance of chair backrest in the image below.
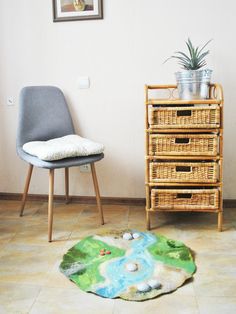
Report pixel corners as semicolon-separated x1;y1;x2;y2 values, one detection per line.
17;86;75;148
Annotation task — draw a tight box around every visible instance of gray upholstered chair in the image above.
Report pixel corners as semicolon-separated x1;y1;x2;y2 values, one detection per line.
17;86;104;242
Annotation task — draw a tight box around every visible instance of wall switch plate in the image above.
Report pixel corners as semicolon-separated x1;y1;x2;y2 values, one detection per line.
77;76;90;89
79;164;91;173
7;97;14;106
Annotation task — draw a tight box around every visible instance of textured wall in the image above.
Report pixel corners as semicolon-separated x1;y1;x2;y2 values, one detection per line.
0;0;235;198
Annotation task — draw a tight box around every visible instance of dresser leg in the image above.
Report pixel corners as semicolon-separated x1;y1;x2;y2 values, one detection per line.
218;211;223;232
146;210;151;230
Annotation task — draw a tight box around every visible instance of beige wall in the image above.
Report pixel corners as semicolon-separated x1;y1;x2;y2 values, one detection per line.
0;0;235;198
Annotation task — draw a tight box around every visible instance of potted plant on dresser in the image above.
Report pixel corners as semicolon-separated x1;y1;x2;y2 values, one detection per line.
165;38;213;99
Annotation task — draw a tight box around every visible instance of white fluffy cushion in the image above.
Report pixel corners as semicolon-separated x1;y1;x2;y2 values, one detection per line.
23;135;104;161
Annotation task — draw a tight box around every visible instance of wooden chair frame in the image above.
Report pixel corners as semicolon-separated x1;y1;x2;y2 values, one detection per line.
19;163;104;242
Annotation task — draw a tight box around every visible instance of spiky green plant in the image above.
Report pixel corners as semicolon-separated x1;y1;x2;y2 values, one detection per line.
165;38;212;70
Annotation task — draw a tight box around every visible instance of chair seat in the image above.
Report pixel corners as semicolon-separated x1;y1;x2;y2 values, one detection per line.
22;134;104;161
18;147;104;169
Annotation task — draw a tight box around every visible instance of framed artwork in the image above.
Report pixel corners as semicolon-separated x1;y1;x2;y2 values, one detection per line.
53;0;103;22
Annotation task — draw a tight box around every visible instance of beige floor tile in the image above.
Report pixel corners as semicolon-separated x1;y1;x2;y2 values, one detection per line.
0;231;16;246
195;253;236;274
71;220;117;235
70;223;129;242
175;228;236;255
5;214;77;244
172;209;235;232
113;294;199;314
128;215;146;224
43;259;78;290
75;208;128;228
172;281;195;296
29;287;115;314
68;229;97;241
128;209;145;218
36;202;85;216
103;213;129;219
129;205;145;211
9;228;72;246
149;211;180;224
0;217;29;233
102;204;130;211
197;296;236;314
127;223;146;231
0;243;64;285
0;200;43;218
193;272;236;297
150;226;180;240
156;211;228;232
0;282;41;314
1;200;236;313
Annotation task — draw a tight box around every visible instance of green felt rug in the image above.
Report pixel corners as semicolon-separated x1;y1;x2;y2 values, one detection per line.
60;229;196;301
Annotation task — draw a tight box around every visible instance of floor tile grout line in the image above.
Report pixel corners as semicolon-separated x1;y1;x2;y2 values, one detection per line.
66;203;93;243
0;233;17;256
111;299;116;314
27;286;43;314
0;280;44;288
193;283;201;314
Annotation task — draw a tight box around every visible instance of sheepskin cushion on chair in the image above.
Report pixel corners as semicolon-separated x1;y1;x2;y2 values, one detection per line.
23;135;104;161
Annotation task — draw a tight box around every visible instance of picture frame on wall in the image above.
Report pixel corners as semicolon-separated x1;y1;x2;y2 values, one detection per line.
53;0;103;22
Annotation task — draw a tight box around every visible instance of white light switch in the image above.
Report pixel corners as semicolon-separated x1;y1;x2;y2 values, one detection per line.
7;97;14;106
77;76;90;89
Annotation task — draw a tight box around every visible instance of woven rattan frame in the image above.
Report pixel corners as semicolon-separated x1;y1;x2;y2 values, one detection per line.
145;84;224;231
149;134;218;156
150;161;218;183
149;105;220;129
151;188;219;210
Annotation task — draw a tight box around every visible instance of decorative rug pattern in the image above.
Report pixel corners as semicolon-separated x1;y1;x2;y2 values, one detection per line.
59;230;196;301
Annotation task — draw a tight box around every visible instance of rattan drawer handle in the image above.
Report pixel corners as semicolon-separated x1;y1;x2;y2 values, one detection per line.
177;110;192;117
175;166;191;172
176;193;192;199
175;138;190;144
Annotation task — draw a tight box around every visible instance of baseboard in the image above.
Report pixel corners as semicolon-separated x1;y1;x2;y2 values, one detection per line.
0;192;236;208
0;192;146;206
222;199;236;208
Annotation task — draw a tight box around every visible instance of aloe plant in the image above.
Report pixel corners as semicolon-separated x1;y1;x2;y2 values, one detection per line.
165;38;212;70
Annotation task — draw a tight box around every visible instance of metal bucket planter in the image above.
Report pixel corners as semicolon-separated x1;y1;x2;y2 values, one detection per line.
175;69;212;100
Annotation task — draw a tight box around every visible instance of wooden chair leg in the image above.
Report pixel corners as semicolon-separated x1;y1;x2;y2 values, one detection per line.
48;169;54;242
91;163;104;225
19;164;34;217
65;168;70;204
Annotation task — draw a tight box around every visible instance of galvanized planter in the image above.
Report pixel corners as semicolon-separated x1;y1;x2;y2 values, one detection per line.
175;69;212;100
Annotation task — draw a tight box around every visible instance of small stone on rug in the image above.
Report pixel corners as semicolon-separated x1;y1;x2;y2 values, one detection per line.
123;233;133;240
133;233;140;239
148;279;161;289
125;263;138;272
137;283;151;292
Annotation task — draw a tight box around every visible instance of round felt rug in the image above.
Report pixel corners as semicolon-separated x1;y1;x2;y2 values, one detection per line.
59;230;196;301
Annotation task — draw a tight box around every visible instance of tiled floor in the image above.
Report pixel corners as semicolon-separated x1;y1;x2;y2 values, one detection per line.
0;200;236;314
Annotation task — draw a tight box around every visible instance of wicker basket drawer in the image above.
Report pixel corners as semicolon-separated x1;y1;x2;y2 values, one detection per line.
149;134;218;156
149;161;218;183
149;105;220;128
151;188;219;210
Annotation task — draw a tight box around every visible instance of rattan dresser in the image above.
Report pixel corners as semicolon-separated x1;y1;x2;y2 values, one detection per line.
145;84;223;231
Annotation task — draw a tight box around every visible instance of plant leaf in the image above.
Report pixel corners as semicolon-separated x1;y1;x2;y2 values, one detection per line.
164;38;212;70
175;51;191;62
198;39;212;55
